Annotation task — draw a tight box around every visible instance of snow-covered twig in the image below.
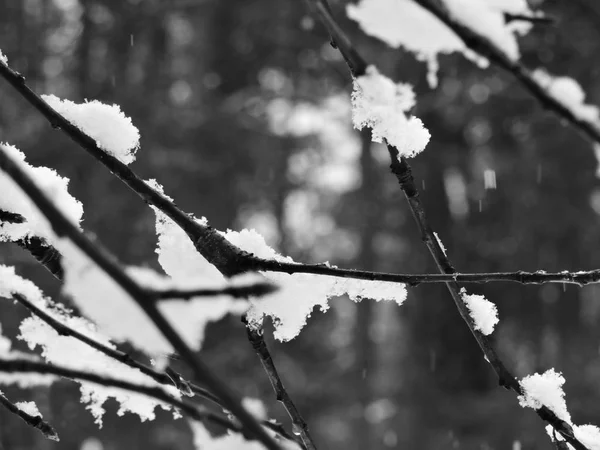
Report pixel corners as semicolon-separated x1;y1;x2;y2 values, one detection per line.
305;1;589;449
0;391;59;441
0;359;241;434
244;317;317;450
0;209;63;279
0;146;284;450
11;293;210;400
412;0;600;146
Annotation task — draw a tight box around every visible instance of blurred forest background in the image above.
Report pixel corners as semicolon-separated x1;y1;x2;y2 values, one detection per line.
1;0;600;449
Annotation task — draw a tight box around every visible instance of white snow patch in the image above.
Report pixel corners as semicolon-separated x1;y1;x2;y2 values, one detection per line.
149;180;407;342
518;369;571;423
0;264;180;425
0;143;83;242
347;0;536;86
351;66;430;157
573;425;600;450
42;95;140;165
0;49;7;65
460;288;498;335
533;70;600;125
15;401;41;417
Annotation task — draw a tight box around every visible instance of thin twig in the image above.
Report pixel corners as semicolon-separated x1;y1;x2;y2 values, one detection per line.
0;391;59;441
244;317;317;450
0;358;241;434
0;209;63;279
11;293;213;401
504;13;554;25
154;282;278;300
411;0;600;146
0;147;283;450
10;292;297;442
306;1;588;449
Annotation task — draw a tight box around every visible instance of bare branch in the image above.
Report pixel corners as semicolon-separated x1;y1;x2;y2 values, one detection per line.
305;2;589;449
0;391;59;441
244;317;317;450
0;147;283;450
504;13;554;25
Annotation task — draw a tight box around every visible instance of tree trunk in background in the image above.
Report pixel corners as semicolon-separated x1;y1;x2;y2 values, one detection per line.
354;129;380;449
76;0;92;99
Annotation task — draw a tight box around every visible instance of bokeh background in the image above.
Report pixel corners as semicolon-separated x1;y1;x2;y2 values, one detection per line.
1;0;600;449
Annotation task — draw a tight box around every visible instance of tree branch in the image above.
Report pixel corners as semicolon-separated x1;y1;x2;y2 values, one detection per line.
154;282;278;300
0;209;63;280
0;391;59;441
305;1;589;449
0;147;283;450
412;0;600;146
0;358;243;434
243;317;317;450
5;200;600;288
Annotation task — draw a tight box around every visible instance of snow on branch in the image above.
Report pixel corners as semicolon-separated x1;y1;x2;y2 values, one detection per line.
149;191;407;341
532;70;600;126
0;143;83;243
0;392;59;441
42;95;139;165
305;1;593;448
351;65;430;157
0;146;284;450
460;288;499;336
518;369;600;449
0;264;185;424
0;358;241;434
347;0;486;86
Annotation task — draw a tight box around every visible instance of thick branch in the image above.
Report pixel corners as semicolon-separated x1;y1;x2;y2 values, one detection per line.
306;2;588;449
0;147;283;450
244;317;317;450
0;391;59;441
0;358;241;433
412;0;600;146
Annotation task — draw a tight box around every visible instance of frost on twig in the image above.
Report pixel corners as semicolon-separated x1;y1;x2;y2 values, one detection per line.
41;95;140;165
351;66;430;158
0;48;7;65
